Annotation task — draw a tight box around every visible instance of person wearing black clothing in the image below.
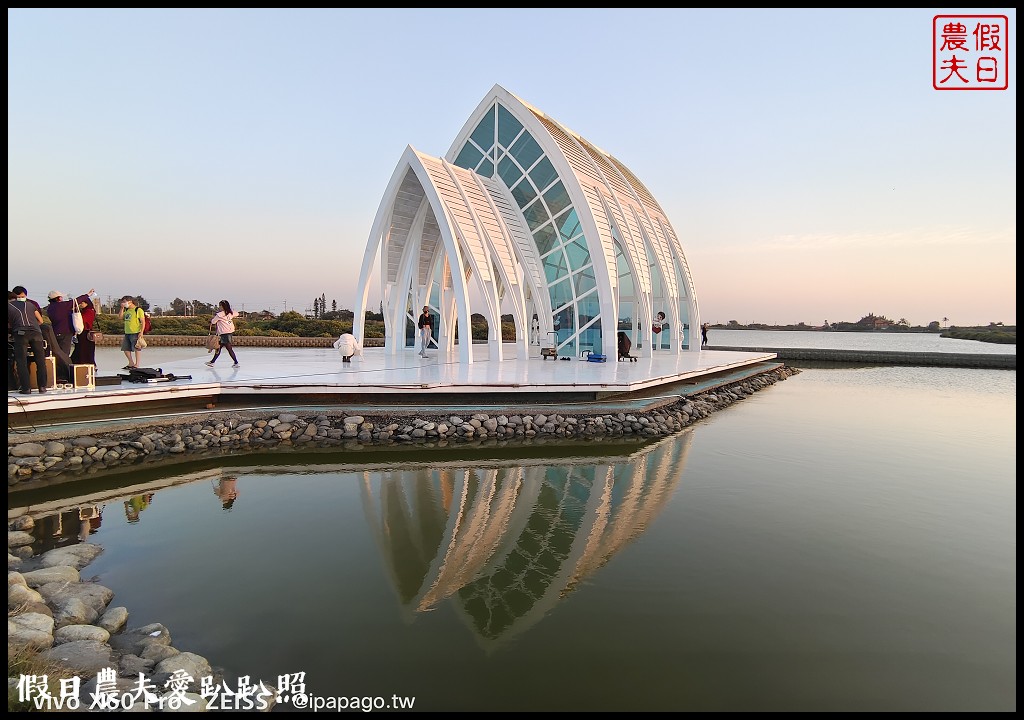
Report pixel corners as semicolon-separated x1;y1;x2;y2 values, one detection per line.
417;306;434;358
701;322;710;347
9;286;48;394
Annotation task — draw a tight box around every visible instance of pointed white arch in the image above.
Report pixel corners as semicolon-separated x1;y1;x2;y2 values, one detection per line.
355;85;701;365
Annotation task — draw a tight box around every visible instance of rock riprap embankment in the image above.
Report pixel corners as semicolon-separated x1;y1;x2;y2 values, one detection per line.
8;367;799;490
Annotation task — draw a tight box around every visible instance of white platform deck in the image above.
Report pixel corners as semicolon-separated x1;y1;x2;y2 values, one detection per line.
8;345;777;419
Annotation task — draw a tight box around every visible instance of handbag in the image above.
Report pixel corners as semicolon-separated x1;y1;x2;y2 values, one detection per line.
71;301;85;334
86;331;103;342
206;331;221;352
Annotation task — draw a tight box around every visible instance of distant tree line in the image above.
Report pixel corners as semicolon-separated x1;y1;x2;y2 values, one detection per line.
716;314;1014;344
90;307;508;342
92;301;1015;345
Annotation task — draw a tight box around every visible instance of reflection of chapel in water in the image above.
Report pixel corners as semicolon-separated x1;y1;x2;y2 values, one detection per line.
361;432;693;648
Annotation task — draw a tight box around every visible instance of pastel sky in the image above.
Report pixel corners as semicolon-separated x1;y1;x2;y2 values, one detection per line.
8;8;1016;326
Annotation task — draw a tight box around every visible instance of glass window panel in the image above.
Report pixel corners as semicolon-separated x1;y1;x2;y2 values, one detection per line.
454;143;483;171
497;155;522;187
619;269;635;295
553;303;575;346
470;108;495;154
476;158;494;178
643;233;664;298
616;241;635;296
677;300;690;328
549;277;573;310
618;301;634;331
673;256;688;299
659;319;671;350
497;104;523;149
533;224;557;256
577;290;600;321
553;306;576;356
678;299;690;350
573;267;596;295
651;262;664;296
580;319;602;353
556;208;582;243
510;178;537;208
509;132;543;171
543;250;569;284
543;181;571;218
565;239;591;272
528;157;558;192
522;198;550;232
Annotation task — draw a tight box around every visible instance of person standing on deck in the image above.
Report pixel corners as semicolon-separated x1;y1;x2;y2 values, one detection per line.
417;305;434;358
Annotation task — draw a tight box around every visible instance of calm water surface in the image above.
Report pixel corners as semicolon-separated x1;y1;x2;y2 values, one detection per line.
708;328;1015;354
14;365;1016;711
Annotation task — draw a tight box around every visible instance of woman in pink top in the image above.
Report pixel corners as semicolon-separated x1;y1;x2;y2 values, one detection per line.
205;300;241;367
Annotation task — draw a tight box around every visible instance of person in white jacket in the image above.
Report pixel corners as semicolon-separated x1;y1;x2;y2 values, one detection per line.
205;300;241;367
334;333;362;363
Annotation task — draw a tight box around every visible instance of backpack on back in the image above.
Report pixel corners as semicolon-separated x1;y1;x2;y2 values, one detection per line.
137;308;152;334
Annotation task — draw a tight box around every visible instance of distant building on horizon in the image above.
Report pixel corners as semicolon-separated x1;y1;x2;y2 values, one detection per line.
352;84;701;363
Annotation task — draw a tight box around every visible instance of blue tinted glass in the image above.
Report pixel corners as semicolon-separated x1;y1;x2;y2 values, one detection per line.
556;209;582;243
497;155;522;187
565;238;591;272
511;178;537;208
510;133;543;171
618;301;634;331
477;158;494;178
543;250;569;283
529;157;558;191
497;104;523;149
573;267;596;295
470;108;495;154
543;181;571;217
580;319;602;350
553;300;575;329
454;143;483;171
522;198;550;231
553;304;576;356
533;224;557;256
577;289;600;320
549;277;573;310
